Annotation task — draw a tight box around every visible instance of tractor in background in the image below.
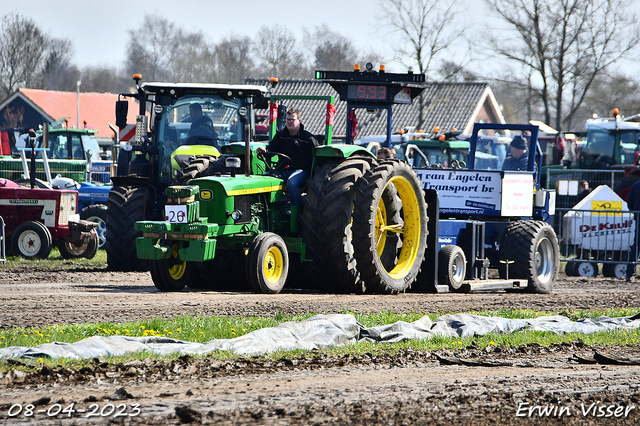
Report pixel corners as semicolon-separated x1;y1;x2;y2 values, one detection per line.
0;131;98;259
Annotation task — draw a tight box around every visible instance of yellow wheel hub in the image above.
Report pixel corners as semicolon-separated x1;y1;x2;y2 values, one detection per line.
264;246;284;284
168;244;187;280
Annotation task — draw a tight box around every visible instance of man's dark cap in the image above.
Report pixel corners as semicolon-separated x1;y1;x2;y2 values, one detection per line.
510;135;526;150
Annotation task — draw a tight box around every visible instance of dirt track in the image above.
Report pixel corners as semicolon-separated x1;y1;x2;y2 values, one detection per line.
0;268;639;425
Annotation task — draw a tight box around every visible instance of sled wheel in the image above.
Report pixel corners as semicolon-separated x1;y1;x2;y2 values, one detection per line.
439;245;467;291
246;233;289;294
11;221;53;259
499;220;559;293
601;263;627;278
352;160;428;294
564;261;579;277
149;243;193;292
575;262;598;277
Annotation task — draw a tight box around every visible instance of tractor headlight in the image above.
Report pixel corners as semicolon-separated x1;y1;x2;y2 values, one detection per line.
230;210;243;221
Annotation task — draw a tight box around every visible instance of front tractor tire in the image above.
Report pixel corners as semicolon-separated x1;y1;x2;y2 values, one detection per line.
499;220;559;293
11;221;53;259
352;161;429;294
149;243;195;292
246;233;289;294
106;185;150;271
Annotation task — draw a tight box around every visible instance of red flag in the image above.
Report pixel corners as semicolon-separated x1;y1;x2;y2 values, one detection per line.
349;110;358;139
326;103;336;125
269;101;278;124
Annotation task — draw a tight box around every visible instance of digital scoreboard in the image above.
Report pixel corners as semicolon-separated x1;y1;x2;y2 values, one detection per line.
346;84;388;101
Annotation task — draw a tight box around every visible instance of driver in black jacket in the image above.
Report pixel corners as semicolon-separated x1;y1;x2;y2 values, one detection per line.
189;103;217;140
257;108;319;231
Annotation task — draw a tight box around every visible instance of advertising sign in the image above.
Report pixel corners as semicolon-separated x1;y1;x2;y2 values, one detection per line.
416;170;502;215
562;185;635;251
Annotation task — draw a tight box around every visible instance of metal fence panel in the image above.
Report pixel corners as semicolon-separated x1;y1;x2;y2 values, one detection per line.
545;169;626;209
556;207;639;277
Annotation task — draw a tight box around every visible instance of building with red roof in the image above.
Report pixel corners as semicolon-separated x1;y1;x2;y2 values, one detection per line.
0;88;137;138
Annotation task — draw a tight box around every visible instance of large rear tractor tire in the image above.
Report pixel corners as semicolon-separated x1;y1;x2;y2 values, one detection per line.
300;157;372;293
80;204;107;249
149;243;194;292
106;185;150;271
11;221;53;259
498;220;559;293
352;160;428;294
246;233;289;294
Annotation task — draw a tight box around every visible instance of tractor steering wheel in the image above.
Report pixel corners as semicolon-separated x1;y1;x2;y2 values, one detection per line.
258;151;292;175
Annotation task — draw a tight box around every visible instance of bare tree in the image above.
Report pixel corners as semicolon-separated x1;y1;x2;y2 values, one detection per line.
437;60;479;82
484;0;640;131
378;0;467;78
572;71;640;126
80;66;129;93
39;38;80;92
378;0;468;127
254;25;305;78
125;14;216;83
302;24;358;71
214;35;256;84
0;13;50;97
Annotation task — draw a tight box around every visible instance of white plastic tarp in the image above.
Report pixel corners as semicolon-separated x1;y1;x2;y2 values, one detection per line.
1;313;639;360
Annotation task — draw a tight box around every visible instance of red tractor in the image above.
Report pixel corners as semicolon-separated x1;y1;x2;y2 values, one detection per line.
0;177;98;259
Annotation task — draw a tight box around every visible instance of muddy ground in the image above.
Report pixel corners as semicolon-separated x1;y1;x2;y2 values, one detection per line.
0;268;639;425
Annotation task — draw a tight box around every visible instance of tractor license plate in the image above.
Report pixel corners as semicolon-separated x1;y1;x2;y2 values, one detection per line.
165;205;188;223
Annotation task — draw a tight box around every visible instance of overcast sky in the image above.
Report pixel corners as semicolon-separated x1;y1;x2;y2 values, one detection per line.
3;1;640;76
1;0;485;72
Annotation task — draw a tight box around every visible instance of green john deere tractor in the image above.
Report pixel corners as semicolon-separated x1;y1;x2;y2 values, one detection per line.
131;66;430;294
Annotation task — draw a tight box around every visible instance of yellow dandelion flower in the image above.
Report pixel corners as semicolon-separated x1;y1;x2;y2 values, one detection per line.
39;358;43;363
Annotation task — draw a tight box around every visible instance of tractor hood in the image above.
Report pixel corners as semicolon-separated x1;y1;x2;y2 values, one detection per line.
191;174;283;197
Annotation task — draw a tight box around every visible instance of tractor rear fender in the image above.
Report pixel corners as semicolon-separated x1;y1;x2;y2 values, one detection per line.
311;144;375;172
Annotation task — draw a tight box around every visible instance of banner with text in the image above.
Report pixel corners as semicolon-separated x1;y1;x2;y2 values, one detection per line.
417;170;502;215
